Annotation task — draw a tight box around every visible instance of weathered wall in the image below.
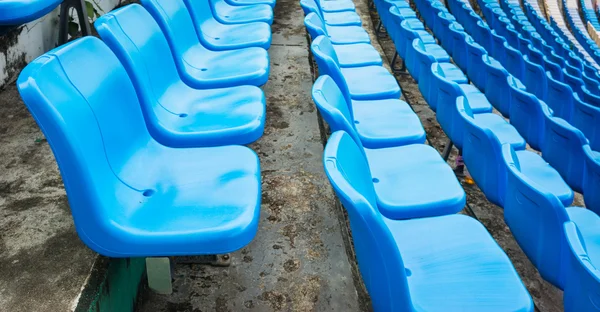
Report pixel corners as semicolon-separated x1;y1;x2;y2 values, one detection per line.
0;0;123;88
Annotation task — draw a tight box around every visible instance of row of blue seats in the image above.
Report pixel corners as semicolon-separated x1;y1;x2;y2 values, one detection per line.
302;1;536;311
15;0;275;257
377;0;600;310
580;0;600;30
0;0;275;26
471;0;600;213
561;0;600;64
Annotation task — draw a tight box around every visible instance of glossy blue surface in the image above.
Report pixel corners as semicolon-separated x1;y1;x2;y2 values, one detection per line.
95;8;266;147
311;35;400;100
313;76;465;219
483;55;512;117
0;0;62;25
315;0;355;12
583;146;600;215
208;0;273;24
324;131;533;311
226;0;275;7
300;0;361;26
183;0;272;50
508;76;546;150
136;2;269;88
304;12;370;44
17;37;261;257
503;144;580;288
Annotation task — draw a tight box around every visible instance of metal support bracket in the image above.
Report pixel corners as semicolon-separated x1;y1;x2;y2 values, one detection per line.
58;0;91;45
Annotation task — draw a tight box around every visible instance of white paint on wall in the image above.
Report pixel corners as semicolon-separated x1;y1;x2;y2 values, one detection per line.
0;0;123;87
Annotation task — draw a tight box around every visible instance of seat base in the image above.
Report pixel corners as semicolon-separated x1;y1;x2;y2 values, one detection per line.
322;11;362;26
385;214;534;311
341;66;401;100
326;25;371;44
517;150;574;206
334;43;383;68
365;144;466;219
352;99;426;148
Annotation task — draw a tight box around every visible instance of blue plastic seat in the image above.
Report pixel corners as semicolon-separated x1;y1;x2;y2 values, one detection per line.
315;0;355;12
507;76;547;150
180;0;271;50
465;36;487;91
583;146;600;214
410;40;467;104
572;96;600;151
581;86;600;107
483;55;512;117
503;43;525;81
95;10;265;147
396;19;435;59
457;97;526;206
313;75;425;148
304;12;370;44
448;23;469;70
503;145;594;288
377;0;411;29
522;56;547;99
300;0;361;26
545;72;574;121
563;220;600;312
490;30;508;64
543;54;564;81
208;0;273;24
563;68;586;99
323;131;533;311
434;12;459;50
133;3;269;88
525;44;544;67
225;0;275;8
311;36;400;101
473;20;493;52
0;0;62;25
432;64;493;148
331;43;383;68
315;78;465;219
540;113;588;192
16;37;261;257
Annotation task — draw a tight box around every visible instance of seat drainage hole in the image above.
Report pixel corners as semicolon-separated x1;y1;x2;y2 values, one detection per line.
201;68;208;71
225;15;230;18
405;268;412;276
372;178;379;183
215;37;220;40
179;113;188;118
143;189;155;197
354;120;360;124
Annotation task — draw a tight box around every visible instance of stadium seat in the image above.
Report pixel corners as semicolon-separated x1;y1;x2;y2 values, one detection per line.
136;2;269;88
16;36;262;257
323;131;533;311
95;7;266;147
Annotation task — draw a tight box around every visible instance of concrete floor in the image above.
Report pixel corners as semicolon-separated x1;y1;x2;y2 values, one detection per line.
0;84;97;311
135;0;369;310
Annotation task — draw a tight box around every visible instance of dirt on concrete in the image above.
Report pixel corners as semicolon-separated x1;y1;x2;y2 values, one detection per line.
0;83;97;311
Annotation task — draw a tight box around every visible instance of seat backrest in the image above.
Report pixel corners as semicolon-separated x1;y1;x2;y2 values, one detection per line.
323;131;412;311
299;0;324;19
563;220;600;312
412;38;436;81
95;4;190;145
311;36;353;105
312;75;363;148
541;111;588;192
304;12;328;40
563;68;586;98
182;0;214;25
573;96;600;151
491;30;508;64
543;54;564;81
508;76;546;149
483;54;511;117
140;0;204;56
474;20;493;52
17;37;156;251
545;71;575;121
583;146;600;214
523;55;547;99
582;72;600;95
501;143;570;288
582;86;600;107
466;37;487;91
449;24;469;72
526;44;544;65
503;42;525;80
431;63;466;146
458;97;509;205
